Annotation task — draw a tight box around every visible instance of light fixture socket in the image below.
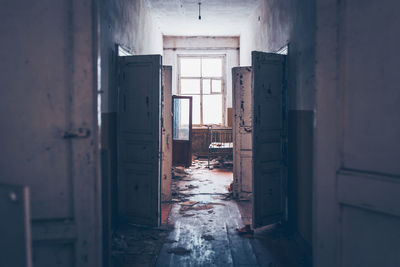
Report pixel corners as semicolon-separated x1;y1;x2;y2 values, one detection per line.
198;2;201;20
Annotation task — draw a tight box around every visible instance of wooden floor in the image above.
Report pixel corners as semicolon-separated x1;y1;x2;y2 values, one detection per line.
156;162;311;267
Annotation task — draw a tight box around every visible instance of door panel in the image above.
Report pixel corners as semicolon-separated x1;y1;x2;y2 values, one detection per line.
162;66;173;201
118;55;162;227
172;96;192;167
252;52;287;228
0;1;101;266
232;67;253;199
315;1;400;266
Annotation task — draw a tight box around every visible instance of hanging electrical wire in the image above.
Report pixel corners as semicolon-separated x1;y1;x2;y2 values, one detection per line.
198;2;201;20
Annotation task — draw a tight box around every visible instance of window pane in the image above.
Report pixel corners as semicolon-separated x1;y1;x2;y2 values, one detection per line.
202;58;222;77
203;79;211;94
211;79;222;93
183;94;200;125
203;94;222;124
173;98;190;140
180;58;201;77
181;79;200;94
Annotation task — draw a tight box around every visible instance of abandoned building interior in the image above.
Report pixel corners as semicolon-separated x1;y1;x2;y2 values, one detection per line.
1;0;400;266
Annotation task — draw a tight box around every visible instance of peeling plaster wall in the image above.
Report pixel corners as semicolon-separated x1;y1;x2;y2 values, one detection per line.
240;0;315;111
240;0;315;249
100;0;163;113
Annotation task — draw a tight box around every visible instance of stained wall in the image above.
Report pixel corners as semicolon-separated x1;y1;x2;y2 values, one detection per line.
240;0;316;249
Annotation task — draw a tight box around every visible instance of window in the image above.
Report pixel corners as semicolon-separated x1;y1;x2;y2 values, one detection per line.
178;56;224;125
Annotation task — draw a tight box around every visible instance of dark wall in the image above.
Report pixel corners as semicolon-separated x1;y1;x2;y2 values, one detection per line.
288;111;313;247
241;0;316;249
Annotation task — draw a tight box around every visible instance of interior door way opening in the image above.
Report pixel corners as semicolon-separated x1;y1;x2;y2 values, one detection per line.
172;96;192;167
109;49;312;266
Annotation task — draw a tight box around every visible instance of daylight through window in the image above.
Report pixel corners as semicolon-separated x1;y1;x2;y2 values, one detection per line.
179;56;224;125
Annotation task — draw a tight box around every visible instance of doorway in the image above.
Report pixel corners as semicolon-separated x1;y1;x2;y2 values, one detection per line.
172;96;192;167
111;44;310;266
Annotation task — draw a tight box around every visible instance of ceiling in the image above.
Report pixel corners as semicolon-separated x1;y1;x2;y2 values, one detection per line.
144;0;261;36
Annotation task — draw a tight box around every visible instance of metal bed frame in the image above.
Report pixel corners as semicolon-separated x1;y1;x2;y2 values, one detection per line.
207;126;233;168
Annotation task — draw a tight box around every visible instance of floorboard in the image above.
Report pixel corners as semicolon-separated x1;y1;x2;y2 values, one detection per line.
156;161;310;267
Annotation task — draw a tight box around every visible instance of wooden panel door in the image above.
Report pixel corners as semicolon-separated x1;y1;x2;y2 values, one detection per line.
162;66;173;201
172;96;192;167
118;55;162;227
252;51;287;228
0;1;101;266
232;67;253;199
315;1;400;266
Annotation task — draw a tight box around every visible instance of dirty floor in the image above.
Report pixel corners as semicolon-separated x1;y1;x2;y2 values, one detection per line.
156;160;311;267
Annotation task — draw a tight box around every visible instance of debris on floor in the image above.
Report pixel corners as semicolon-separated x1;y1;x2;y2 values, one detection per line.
172;166;191;180
179;204;214;213
227;181;234;192
164;239;177;243
174;166;186;174
213;192;233;201
201;234;215;241
158;162;311;267
167;247;191;255
236;224;254;236
207;157;233;169
190;159;209;169
112;224;171;266
182;213;196;217
180;184;199;191
180;200;198;206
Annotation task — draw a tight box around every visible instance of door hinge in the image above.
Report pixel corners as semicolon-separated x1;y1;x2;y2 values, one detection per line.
63;128;91;139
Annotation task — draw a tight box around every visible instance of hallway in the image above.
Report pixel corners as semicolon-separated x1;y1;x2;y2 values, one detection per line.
2;1;400;266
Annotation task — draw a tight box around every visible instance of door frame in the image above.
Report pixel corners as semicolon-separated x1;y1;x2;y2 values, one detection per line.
172;95;193;167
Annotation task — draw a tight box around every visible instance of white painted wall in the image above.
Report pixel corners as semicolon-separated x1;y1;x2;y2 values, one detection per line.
163;36;239;126
100;0;163;113
239;0;315;111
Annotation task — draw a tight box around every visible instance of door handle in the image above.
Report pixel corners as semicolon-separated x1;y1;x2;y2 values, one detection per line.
63;128;91;139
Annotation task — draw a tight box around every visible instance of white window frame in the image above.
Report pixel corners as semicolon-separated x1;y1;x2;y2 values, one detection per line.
177;54;226;126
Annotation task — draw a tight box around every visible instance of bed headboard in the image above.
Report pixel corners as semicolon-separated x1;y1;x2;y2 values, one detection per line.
207;126;233;143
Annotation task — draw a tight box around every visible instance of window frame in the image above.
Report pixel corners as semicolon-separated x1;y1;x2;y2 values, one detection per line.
177;54;226;126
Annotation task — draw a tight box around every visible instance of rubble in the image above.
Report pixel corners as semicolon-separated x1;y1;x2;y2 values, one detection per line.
182;214;195;217
201;234;215;241
180;200;198;206
236;225;254;236
112;225;171;266
172;166;189;180
167;247;191;255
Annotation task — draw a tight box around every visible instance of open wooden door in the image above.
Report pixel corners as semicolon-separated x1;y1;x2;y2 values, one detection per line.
252;51;287;228
232;67;253;199
161;66;173;201
118;55;162;227
172;96;192;167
